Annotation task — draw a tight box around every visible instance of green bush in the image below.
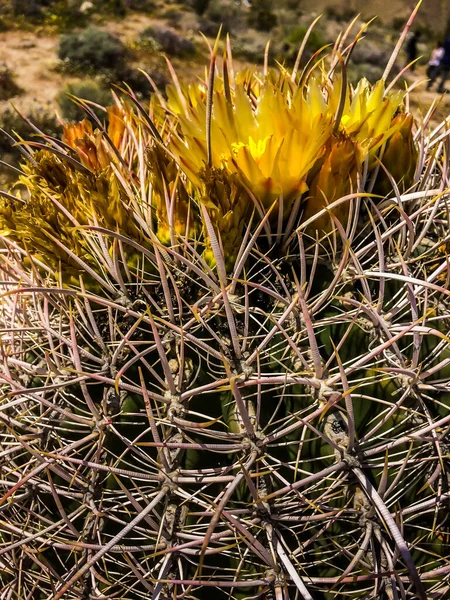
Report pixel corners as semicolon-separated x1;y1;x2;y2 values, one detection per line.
58;27;127;75
0;65;23;101
11;0;44;18
325;5;358;22
161;6;186;27
126;0;156;10
348;62;385;84
140;25;196;57
232;29;271;63
119;67;168;99
0;105;61;158
286;26;326;53
247;0;277;32
8;0;89;30
274;26;327;67
202;0;241;34
56;80;112;122
186;0;210;15
0;0;155;31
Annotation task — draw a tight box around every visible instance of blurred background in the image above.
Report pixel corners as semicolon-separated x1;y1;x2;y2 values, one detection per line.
0;0;448;187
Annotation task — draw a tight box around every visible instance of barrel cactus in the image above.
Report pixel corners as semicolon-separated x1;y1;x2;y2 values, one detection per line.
0;19;449;600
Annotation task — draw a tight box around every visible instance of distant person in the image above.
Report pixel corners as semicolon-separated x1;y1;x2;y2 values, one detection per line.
426;41;444;80
427;36;450;93
406;31;421;71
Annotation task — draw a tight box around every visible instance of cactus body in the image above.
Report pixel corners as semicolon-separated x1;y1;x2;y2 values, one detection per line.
0;22;449;600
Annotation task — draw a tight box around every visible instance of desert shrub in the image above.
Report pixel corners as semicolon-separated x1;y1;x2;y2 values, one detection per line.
188;0;210;15
120;67;168;98
391;16;404;29
0;0;157;30
11;0;44;18
275;26;326;66
0;2;12;31
161;6;186;27
283;0;302;9
348;62;385;84
140;25;195;57
7;0;90;30
0;105;60;158
351;40;390;66
0;0;11;16
56;80;112;122
348;36;401;82
391;15;434;39
58;27;128;75
0;65;23;101
324;5;340;20
233;29;271;63
197;16;221;36
286;26;326;53
247;0;277;32
325;5;359;22
126;0;156;10
202;0;242;34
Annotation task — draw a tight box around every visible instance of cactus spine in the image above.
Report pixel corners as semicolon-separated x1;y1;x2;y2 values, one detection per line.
0;18;449;600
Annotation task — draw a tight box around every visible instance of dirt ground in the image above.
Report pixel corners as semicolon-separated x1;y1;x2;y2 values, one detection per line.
0;13;167;114
0;29;65;113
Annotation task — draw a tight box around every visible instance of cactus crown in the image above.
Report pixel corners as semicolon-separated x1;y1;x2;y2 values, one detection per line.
1;26;417;279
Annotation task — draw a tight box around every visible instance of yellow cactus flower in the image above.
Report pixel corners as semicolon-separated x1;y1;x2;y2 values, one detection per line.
333;78;404;162
161;62;418;261
168;75;334;211
62;118;93;148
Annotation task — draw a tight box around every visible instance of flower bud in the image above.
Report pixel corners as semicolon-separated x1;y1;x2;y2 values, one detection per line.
374;113;417;196
302;136;361;235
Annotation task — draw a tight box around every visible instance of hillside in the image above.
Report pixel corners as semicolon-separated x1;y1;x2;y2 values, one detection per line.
300;0;450;32
0;3;447;114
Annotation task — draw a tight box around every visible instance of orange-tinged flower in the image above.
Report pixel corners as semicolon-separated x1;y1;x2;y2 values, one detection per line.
62;119;93;147
63;120;109;172
107;105;127;149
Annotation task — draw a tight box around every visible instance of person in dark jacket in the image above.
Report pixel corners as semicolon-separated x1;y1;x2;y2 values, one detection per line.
427;36;450;93
406;31;421;71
